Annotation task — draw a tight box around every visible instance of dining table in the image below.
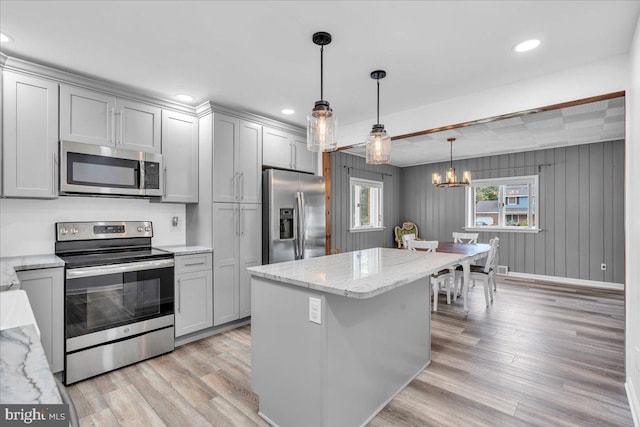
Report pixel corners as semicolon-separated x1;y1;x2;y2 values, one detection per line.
425;241;492;314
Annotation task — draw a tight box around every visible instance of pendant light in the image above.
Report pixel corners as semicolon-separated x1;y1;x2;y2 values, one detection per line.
432;138;471;187
365;70;391;164
307;31;337;152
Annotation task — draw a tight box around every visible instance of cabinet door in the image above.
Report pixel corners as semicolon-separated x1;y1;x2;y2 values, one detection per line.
213;203;240;325
161;110;198;203
213;113;238;203
3;72;59;198
60;85;115;146
17;268;64;373
262;127;293;170
117;99;161;153
175;270;213;337
293;135;316;174
237;120;262;203
239;204;262;318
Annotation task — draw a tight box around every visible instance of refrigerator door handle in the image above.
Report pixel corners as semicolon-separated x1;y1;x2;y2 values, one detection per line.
295;191;306;259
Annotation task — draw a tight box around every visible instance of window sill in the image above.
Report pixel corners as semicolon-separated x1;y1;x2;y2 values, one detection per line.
348;227;386;233
464;227;542;234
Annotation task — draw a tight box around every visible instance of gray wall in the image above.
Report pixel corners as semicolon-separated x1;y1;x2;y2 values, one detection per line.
399;140;625;284
331;151;401;253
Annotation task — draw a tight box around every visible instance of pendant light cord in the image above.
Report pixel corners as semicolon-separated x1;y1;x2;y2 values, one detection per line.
450;140;453;169
377;78;380;125
320;45;324;101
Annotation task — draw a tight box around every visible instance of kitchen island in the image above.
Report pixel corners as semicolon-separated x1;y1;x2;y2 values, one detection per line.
247;247;465;427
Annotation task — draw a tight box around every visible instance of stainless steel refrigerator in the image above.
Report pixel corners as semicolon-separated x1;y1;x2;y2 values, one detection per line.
263;169;326;264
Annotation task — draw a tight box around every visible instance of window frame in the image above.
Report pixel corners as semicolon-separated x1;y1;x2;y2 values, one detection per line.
464;175;541;233
349;177;385;232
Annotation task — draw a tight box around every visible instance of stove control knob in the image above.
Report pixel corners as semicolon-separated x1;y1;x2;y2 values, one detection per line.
137;227;144;232
144;226;151;232
71;228;78;234
60;228;68;236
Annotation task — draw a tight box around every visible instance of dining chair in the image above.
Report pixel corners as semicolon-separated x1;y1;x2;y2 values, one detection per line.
402;234;417;249
452;232;479;244
407;240;451;312
455;237;500;307
395;222;419;248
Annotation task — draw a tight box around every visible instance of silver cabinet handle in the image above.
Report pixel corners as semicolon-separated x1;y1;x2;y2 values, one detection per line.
240;207;244;235
177;278;181;313
184;262;205;267
52;153;57;195
66;258;175;279
290;144;294;169
163;167;167;197
239;172;244;200
234;207;239;236
292;143;297;170
233;172;238;200
109;107;115;145
115;109;123;145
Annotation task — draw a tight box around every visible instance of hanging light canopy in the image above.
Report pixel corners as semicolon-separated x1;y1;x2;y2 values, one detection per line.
432;138;471;187
365;70;391;164
307;31;337;152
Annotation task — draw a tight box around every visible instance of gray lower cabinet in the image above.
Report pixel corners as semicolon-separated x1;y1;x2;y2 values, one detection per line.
213;202;261;325
17;267;64;373
174;253;213;337
59;85;161;153
2;71;59;198
263;126;315;174
161;110;199;203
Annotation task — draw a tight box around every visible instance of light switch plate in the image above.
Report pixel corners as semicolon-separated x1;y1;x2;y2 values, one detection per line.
309;297;322;324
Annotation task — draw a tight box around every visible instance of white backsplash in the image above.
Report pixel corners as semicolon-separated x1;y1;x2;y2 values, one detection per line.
0;196;186;257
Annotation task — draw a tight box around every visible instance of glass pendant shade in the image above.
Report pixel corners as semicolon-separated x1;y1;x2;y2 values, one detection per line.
365;125;391;164
446;167;457;184
463;170;472;184
307;102;337;152
432;173;442;185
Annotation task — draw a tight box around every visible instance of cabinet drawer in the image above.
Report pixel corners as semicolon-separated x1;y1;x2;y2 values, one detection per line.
175;253;212;274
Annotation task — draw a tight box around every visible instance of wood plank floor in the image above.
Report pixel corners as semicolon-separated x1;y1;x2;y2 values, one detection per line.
68;279;632;426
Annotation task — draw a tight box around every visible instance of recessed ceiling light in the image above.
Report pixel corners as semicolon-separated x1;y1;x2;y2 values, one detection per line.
281;109;295;115
513;39;540;53
175;94;193;102
0;32;13;43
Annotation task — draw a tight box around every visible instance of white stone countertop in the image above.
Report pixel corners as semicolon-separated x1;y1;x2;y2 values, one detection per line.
247;247;466;299
0;254;65;292
0;324;62;404
156;245;213;255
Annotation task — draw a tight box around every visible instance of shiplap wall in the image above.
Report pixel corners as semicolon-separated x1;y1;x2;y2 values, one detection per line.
331;152;401;253
399;140;625;283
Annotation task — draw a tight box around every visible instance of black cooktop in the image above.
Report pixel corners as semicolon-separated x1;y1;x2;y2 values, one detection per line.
59;247;172;269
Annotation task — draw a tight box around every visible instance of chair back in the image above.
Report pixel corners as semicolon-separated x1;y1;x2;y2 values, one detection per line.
402;234;416;249
484;237;500;273
408;240;439;252
395;222;419;248
452;232;479;244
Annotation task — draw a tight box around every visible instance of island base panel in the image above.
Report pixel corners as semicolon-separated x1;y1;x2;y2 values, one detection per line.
251;276;431;427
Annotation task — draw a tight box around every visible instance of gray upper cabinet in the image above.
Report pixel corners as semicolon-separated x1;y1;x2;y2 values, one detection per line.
263;126;315;174
2;71;59;198
213;113;262;203
161;110;199;203
60;85;161;153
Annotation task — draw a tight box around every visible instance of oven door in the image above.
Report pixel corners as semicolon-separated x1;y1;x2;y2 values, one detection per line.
65;259;174;352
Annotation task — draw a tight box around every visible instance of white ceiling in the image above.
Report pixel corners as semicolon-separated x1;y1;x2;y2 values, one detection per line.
344;96;626;166
0;1;637;160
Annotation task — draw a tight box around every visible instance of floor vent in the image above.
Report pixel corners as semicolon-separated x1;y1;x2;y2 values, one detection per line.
497;265;509;275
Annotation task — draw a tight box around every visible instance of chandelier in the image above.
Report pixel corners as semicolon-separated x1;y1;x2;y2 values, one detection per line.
432;138;471;187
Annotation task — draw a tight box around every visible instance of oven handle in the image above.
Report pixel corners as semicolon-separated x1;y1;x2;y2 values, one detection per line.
66;258;175;279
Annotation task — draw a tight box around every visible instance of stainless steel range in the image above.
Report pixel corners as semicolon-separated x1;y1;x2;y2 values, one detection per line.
55;221;175;384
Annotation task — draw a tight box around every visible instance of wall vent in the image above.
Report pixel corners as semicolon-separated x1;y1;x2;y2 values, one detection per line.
497;265;509;275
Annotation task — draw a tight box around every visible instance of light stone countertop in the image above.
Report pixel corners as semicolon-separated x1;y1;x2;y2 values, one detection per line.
156;245;213;255
0;324;62;404
247;247;466;299
0;254;65;291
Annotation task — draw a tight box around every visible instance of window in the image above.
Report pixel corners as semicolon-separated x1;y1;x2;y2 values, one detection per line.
465;175;539;232
350;177;384;231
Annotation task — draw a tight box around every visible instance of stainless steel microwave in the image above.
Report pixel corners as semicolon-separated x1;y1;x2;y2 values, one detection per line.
60;141;163;197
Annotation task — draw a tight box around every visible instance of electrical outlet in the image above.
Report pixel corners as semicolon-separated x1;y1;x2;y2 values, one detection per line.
309;297;322;324
600;263;607;271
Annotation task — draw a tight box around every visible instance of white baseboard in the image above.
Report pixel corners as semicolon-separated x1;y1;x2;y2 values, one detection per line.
502;271;624;291
627;378;640;427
